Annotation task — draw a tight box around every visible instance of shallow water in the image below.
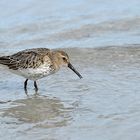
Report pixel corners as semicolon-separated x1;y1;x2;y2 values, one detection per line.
0;0;140;140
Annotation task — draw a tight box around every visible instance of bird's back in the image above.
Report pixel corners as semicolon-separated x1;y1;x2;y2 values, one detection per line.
0;48;57;80
0;48;51;70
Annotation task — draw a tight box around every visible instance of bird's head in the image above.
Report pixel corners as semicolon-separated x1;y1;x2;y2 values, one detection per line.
53;50;82;79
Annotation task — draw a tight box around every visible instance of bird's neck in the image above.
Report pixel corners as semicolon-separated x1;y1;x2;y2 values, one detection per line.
51;52;61;71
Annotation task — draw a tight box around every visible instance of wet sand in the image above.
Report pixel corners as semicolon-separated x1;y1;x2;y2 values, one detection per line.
0;0;140;139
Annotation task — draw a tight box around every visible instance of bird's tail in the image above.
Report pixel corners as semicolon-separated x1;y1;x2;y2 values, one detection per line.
0;56;10;65
0;56;18;70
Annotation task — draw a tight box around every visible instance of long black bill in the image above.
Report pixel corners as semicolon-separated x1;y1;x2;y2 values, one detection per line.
68;63;83;79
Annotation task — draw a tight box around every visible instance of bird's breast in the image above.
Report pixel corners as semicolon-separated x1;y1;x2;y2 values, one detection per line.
17;64;55;80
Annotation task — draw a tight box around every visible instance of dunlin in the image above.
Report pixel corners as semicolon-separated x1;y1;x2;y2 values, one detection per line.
0;48;82;93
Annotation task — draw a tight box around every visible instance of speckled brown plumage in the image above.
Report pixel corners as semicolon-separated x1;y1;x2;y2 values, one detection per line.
0;48;82;94
0;48;51;70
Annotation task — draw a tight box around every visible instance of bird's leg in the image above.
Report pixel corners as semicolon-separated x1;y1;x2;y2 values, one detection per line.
34;81;38;92
24;79;28;94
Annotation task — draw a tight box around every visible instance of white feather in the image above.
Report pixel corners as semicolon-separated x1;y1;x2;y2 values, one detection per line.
0;63;55;81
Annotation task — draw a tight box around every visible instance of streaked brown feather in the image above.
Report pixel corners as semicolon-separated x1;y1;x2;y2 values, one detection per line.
0;48;51;70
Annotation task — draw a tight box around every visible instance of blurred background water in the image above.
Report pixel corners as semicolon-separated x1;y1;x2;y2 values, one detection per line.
0;0;140;140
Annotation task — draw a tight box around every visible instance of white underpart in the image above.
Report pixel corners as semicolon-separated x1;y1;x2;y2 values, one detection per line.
0;63;55;81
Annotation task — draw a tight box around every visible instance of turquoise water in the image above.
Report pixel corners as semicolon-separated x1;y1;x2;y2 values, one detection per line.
0;0;140;140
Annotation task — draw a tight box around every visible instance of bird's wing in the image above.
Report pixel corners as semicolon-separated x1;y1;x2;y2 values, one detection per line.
0;48;51;70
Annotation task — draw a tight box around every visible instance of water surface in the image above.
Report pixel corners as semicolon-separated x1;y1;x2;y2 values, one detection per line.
0;0;140;140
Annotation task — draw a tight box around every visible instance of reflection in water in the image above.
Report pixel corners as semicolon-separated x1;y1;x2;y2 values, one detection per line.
0;100;11;104
1;95;73;128
0;46;140;139
0;0;140;139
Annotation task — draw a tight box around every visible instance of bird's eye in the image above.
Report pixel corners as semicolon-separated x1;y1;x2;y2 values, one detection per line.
62;57;66;61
